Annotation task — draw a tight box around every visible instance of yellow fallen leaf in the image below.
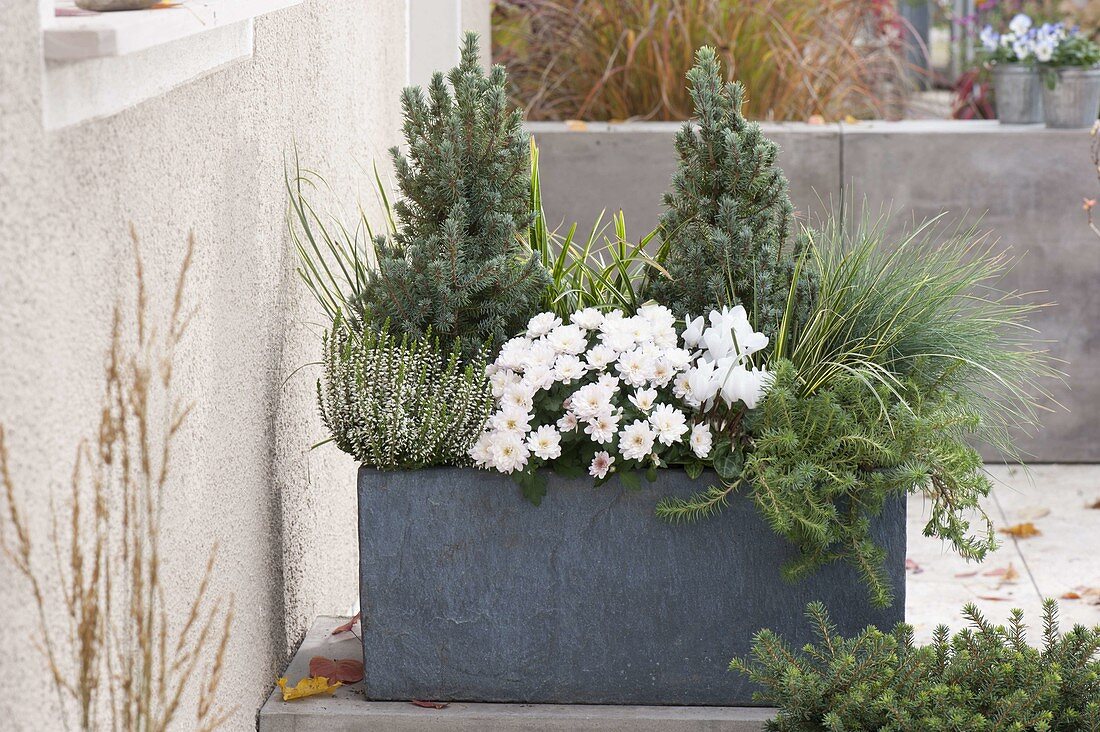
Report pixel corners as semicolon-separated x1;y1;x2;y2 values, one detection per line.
1000;522;1041;538
564;120;588;131
843;115;860;124
278;676;341;701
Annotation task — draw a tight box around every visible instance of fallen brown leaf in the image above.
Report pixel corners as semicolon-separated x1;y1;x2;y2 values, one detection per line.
1062;591;1082;600
1088;498;1100;509
1000;522;1041;538
983;563;1019;584
954;570;979;578
977;595;1012;601
278;676;341;701
564;120;588;131
332;612;361;636
411;700;449;709
905;558;923;574
309;656;364;684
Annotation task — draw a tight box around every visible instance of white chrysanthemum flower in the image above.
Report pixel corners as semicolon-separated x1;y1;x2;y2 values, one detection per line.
689;423;713;459
553;354;586;384
650;359;674;387
490;368;521;398
626;316;652;344
497;337;531;372
628;387;658;412
557;411;578;432
584;409;620;444
547;324;588;355
664;347;692;371
599;318;635;352
491;406;532;435
526;424;562;460
595;373;620;392
638;303;676;329
491;434;529;473
527;312;562;338
571;382;615;420
649;403;688;446
589;451;615;479
571;307;604;330
470;432;496;467
651;325;678;348
615;348;654;387
585;343;617;371
521;363;555;392
523;339;559;370
618;419;656;461
672;371;692;400
501;383;534;412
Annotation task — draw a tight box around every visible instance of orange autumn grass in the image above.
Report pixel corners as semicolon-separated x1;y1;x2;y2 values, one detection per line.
0;227;233;731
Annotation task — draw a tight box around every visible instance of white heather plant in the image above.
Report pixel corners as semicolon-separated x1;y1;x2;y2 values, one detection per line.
319;319;494;469
471;304;772;503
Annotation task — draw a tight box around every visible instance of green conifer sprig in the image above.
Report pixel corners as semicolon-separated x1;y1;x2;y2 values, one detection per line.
732;600;1100;731
647;46;816;342
355;33;550;357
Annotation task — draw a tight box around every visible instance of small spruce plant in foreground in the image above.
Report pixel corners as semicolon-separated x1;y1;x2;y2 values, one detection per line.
732;599;1100;731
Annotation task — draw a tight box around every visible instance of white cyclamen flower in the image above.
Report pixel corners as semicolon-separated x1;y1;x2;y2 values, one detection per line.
628;387;658;412
526;425;563;460
682;313;706;348
585;343;617;371
571;307;604;330
684;359;720;408
689;423;713;459
649;403;689;446
1009;13;1032;36
717;363;774;410
554;354;587;384
491;406;533;435
703;306;769;362
618;419;656;461
527;312;562;338
589;451;615;479
491;434;529;473
584;409;620;445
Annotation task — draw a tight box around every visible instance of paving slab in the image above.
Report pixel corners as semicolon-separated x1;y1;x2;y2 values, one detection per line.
906;464;1100;642
258;615;774;732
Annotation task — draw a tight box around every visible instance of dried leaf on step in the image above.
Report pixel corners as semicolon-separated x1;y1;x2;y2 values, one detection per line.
309;656;364;684
278;676;341;701
1088;498;1100;509
411;700;449;709
977;595;1012;601
1062;591;1082;600
955;570;979;578
332;613;361;636
983;563;1019;583
905;558;923;574
1000;522;1041;538
564;120;588;131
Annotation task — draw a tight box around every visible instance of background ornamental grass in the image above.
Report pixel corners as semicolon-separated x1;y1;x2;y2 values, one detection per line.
493;0;912;122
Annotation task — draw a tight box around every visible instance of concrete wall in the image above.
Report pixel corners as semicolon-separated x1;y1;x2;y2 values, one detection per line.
530;120;1098;462
0;2;410;729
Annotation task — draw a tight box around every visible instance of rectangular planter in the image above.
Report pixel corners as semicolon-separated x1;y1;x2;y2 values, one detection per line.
357;466;906;706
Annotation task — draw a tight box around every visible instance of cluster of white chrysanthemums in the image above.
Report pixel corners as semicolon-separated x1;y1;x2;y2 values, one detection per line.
469;304;772;479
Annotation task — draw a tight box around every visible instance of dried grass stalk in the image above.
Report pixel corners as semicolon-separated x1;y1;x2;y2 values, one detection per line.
494;0;913;121
0;227;233;732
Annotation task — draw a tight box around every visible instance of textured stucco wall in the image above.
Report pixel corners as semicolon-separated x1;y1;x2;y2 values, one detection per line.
0;1;406;729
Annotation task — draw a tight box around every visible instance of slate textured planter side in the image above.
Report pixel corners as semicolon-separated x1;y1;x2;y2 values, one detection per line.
357;467;906;706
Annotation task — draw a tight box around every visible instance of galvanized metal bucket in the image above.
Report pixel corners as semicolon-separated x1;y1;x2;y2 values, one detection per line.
993;64;1043;124
1042;66;1100;129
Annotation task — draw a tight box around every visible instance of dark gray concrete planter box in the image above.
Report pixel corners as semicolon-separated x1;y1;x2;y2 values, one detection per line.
357;466;906;706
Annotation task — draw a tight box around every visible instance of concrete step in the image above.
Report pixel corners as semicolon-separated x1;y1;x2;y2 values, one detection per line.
258;616;774;732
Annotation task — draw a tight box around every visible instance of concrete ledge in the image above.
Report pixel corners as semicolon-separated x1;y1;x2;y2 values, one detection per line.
258;616;774;732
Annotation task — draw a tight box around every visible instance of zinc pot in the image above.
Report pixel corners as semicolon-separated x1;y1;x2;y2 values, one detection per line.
1042;66;1100;129
993;64;1043;124
357;466;906;706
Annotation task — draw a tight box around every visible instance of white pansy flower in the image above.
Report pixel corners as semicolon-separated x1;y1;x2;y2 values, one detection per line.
571;307;604;330
547;324;588;355
584;409;620;444
589;451;615;479
554;354;586;384
1009;13;1032;36
527;312;562;338
491;434;529;473
689;423;713;459
649;403;688;446
618;419;656;461
526;425;563;460
628;387;658;412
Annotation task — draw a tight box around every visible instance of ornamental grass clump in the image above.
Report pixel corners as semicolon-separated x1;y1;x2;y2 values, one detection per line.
318;319;494;469
732;600;1100;731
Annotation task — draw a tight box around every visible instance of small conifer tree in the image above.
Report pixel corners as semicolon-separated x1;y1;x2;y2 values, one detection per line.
355;33;549;357
648;47;814;342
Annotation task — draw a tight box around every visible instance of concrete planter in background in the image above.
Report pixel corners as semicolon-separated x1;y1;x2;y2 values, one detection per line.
1042;66;1100;128
357;466;906;706
992;64;1043;124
